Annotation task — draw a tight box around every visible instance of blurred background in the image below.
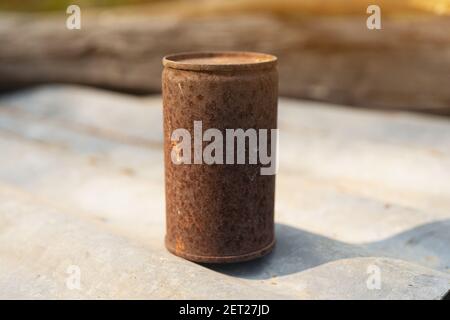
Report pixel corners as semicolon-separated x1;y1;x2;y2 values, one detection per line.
0;1;450;300
0;0;449;114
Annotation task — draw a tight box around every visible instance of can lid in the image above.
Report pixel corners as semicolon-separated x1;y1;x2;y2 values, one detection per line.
163;51;277;71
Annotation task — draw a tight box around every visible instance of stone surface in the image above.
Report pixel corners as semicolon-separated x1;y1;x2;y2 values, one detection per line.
0;85;449;299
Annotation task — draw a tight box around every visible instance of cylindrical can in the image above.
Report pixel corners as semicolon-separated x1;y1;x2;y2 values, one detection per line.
162;51;278;263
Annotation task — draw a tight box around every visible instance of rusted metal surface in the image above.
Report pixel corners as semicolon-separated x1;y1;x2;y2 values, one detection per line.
162;52;278;263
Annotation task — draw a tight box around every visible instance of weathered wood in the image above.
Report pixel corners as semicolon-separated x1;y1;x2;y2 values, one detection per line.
1;11;450;114
0;85;449;299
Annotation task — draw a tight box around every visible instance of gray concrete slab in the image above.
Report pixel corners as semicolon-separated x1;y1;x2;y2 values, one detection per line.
0;85;449;299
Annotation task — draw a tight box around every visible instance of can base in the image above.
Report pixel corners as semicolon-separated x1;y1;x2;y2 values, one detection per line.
165;238;275;264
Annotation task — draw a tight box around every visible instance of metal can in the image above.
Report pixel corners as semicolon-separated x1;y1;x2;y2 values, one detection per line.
162;51;278;263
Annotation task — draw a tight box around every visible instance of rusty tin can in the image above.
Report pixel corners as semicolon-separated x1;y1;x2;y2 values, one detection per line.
162;51;278;263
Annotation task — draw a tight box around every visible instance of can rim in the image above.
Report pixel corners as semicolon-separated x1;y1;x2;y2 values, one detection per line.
163;51;277;71
165;236;276;263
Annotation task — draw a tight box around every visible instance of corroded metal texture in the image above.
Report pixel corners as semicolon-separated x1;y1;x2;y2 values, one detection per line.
162;52;278;263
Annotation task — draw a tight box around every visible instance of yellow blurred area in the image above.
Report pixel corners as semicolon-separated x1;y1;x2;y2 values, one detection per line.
162;0;450;17
1;0;449;16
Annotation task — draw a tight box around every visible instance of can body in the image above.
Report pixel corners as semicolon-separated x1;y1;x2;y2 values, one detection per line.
162;52;278;263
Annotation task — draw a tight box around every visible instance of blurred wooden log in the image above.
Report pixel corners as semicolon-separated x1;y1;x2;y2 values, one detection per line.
0;12;449;114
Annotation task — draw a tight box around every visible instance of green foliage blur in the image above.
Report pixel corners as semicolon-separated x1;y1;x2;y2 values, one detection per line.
0;0;164;11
